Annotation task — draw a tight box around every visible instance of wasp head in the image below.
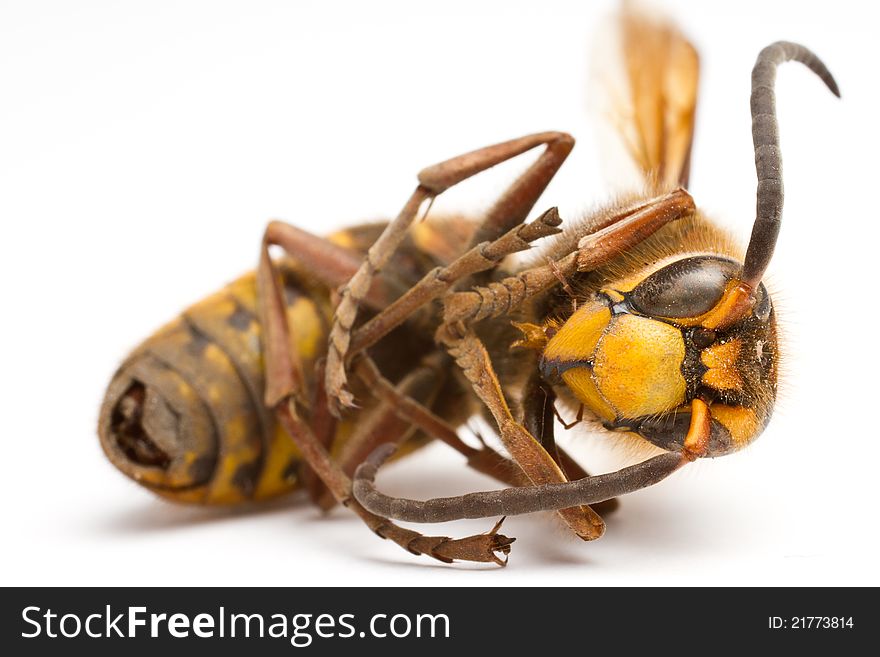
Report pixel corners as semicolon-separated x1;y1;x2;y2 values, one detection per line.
538;255;778;457
532;40;839;458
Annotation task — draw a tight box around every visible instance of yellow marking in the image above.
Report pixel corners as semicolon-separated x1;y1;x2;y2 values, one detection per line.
510;321;549;351
542;300;611;364
286;297;324;360
603;276;644;294
208;455;247;504
225;416;246;442
140;452;212;503
327;231;357;250
109;266;327;507
177;381;196;401
156;326;262;504
593;315;686;418
410;215;474;264
701;339;740;368
701;282;753;330
198;294;235;322
600;288;625;302
148;451;200;492
225;272;260;315
328;417;356;460
254;423;303;500
561;369;617;423
682;398;711;460
155;488;206;505
132;468;168;488
710;404;760;449
701;339;742;391
411;221;452;262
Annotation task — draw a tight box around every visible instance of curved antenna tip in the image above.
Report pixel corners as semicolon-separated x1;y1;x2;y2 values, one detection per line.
825;74;841;98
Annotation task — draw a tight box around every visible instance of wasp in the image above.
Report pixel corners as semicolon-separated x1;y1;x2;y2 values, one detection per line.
99;10;838;566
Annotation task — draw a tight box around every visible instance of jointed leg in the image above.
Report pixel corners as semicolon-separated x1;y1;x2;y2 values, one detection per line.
424;192;696;534
394;190;695;541
301;358;338;505
256;223;398;502
352;355;530;488
353;354;608;495
257;223;513;564
347;207;564;362
325;132;575;411
352;399;713;523
440;328;606;540
324;346;618;523
263;221;408;311
257;220;412;407
521;371;564;468
443;188;696;325
313;354;448;510
521;373;618;516
553;405;585;431
277;400;512;565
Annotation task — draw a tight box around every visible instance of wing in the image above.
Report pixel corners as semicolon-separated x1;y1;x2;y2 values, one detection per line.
590;5;699;193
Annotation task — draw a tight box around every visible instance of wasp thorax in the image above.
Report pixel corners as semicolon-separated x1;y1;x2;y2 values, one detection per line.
538;256;778;458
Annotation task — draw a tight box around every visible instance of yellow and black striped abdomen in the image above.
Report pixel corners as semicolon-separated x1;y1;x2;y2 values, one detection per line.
99;216;478;505
99;264;329;505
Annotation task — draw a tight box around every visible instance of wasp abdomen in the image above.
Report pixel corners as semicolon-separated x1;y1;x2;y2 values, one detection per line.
99;266;328;504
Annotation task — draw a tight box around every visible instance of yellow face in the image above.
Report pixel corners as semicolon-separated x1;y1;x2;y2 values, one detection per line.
539;256;778;457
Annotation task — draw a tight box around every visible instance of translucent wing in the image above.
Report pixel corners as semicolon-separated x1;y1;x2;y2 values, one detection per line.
590;5;699;193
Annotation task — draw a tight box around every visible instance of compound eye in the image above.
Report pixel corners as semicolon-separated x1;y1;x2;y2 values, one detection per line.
629;256;739;319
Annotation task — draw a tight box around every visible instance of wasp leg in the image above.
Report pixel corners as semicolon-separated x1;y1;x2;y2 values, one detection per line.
443;188;696;324
438;327;605;540
300;358;339;506
522;374;619;516
522;371;563;467
552;404;584;431
312;354;448;510
347;207;563;367
257;236;513;565
325;132;575;411
352;355;531;488
257;220;417;407
275;401;513;565
254;223;427;503
331;351;618;518
423;192;695;536
353;399;711;522
256;222;420;499
265;221;407;309
356;352;612;501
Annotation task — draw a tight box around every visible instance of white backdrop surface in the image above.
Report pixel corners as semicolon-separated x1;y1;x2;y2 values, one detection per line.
2;0;877;586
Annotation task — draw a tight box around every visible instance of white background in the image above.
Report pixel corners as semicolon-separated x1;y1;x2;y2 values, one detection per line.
2;0;878;586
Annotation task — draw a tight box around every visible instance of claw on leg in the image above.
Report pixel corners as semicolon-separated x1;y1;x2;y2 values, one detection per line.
376;517;514;566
